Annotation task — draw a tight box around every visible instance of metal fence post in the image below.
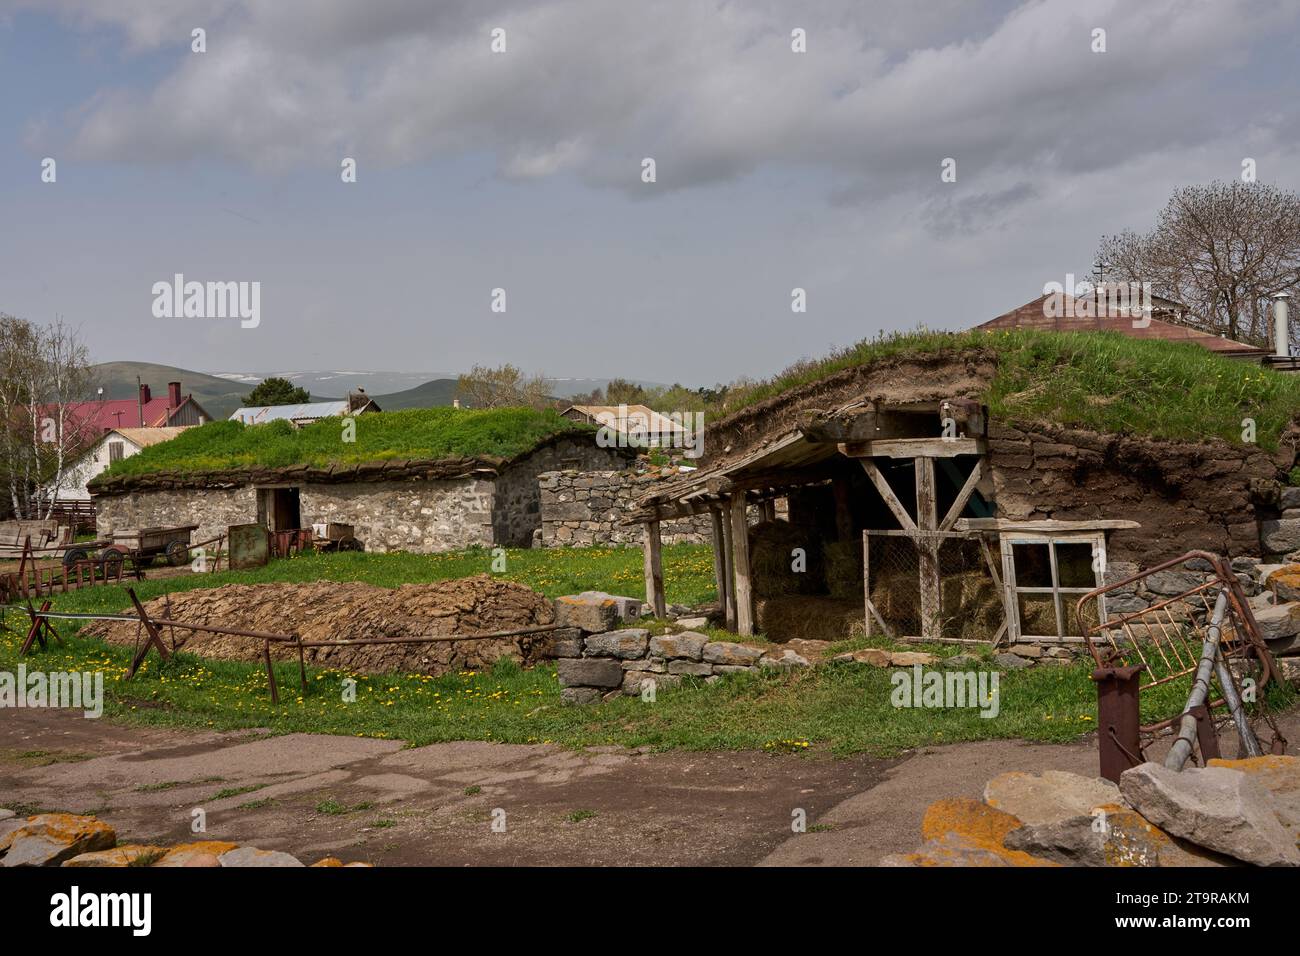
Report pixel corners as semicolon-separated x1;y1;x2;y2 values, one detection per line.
1092;664;1145;783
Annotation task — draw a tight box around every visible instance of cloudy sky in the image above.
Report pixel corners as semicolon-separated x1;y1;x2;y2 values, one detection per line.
2;0;1298;387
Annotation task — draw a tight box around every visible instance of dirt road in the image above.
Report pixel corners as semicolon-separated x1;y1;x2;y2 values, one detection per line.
5;710;1286;865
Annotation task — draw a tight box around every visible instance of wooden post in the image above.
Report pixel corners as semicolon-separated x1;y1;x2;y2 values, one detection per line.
721;503;737;631
642;520;667;619
729;492;754;636
863;530;871;638
709;506;729;617
915;457;941;640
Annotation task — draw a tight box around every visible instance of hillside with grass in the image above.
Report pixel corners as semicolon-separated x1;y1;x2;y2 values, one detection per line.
721;329;1300;450
96;407;595;479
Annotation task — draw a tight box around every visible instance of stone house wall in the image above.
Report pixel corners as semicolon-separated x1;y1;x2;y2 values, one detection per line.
985;420;1285;565
94;486;255;546
300;478;495;552
492;438;628;546
539;469;713;547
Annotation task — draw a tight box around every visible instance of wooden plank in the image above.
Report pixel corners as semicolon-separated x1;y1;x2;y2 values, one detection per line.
729;492;754;637
721;503;737;631
840;438;984;459
915;457;941;641
709;507;728;618
957;517;1141;532
642;520;667;619
939;459;984;532
860;460;917;531
862;530;871;638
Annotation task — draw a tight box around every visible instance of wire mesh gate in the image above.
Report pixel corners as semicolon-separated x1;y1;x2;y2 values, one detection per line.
863;528;1007;643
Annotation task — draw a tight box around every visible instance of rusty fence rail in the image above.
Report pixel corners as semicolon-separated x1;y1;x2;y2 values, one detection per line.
1075;550;1281;780
4;590;563;705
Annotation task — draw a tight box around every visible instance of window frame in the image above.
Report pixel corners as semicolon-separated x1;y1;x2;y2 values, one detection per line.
999;530;1108;642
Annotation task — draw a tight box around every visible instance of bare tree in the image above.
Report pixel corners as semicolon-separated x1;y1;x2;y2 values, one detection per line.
0;314;94;519
455;364;554;410
1098;181;1300;349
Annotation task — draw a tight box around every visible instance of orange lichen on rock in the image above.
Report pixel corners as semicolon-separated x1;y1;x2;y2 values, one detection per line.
915;798;1056;867
152;841;239;867
63;845;165;867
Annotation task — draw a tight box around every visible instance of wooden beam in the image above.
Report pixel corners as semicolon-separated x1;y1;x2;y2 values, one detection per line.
721;504;737;631
839;438;985;459
860;460;917;531
956;518;1141;533
914;457;941;641
729;492;754;637
938;459;984;532
642;520;666;619
709;506;728;619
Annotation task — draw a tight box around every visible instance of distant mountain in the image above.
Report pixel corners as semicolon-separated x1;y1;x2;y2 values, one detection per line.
90;362;256;421
372;379;459;410
91;365;673;419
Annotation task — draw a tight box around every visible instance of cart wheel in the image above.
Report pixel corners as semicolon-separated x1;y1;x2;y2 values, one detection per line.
165;540;191;567
337;536;364;552
99;547;125;576
62;548;89;570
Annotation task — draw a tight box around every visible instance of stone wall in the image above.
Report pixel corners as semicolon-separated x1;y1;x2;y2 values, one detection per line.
301;478;495;552
94;486;255;546
548;595;807;704
986;420;1284;564
494;438;628;547
539;468;712;546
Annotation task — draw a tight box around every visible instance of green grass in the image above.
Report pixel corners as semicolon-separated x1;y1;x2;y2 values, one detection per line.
6;545;1286;757
725;328;1300;450
97;406;596;480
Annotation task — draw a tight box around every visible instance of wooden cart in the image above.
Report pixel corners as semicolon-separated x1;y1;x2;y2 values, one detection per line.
312;522;364;552
99;524;200;571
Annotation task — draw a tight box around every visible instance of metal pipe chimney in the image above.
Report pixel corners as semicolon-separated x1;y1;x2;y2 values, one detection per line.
1274;292;1292;358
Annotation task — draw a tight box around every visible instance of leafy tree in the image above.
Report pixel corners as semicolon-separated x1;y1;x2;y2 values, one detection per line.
455;364;553;409
243;376;310;406
1098;181;1300;350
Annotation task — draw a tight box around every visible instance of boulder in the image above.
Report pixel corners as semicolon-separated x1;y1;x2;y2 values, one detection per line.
554;595;621;633
63;845;166;867
575;591;643;621
0;814;116;867
621;671;680;696
702;641;765;666
832;648;891;667
152;841;239;867
993;652;1032;670
1206;755;1300;832
984;770;1122;827
1261;519;1300;555
889;651;939;666
675;616;710;629
648;632;708;661
759;649;810;670
1119;762;1300;867
546;627;584;658
583;629;650;660
882;799;1056;867
1250;603;1300;642
219;846;304;867
1003;804;1228;867
560;686;602;705
1265;566;1300;603
555;657;624;689
667;660;712;676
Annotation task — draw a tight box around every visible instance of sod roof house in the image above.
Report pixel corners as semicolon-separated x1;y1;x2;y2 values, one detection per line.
628;331;1300;646
89;408;631;552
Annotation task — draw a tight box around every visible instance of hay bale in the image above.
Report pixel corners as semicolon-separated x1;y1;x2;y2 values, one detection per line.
756;596;864;643
823;540;864;600
749;521;821;598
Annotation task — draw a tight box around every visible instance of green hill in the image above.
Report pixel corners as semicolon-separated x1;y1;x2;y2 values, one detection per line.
373;379;459;410
90;362;274;420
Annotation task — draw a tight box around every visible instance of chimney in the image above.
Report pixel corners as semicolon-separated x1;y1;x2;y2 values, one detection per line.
168;381;182;408
139;383;152;405
347;387;367;413
1274;292;1292;358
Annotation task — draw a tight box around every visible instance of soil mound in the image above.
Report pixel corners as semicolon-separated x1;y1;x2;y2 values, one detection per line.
83;575;555;675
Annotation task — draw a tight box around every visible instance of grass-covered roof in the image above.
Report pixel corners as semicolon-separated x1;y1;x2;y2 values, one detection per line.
726;328;1300;450
95;407;597;483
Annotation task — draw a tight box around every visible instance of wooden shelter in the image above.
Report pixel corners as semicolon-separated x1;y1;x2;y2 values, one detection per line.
626;395;1135;645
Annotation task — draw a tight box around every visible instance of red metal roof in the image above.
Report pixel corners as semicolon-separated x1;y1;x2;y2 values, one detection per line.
978;294;1267;355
